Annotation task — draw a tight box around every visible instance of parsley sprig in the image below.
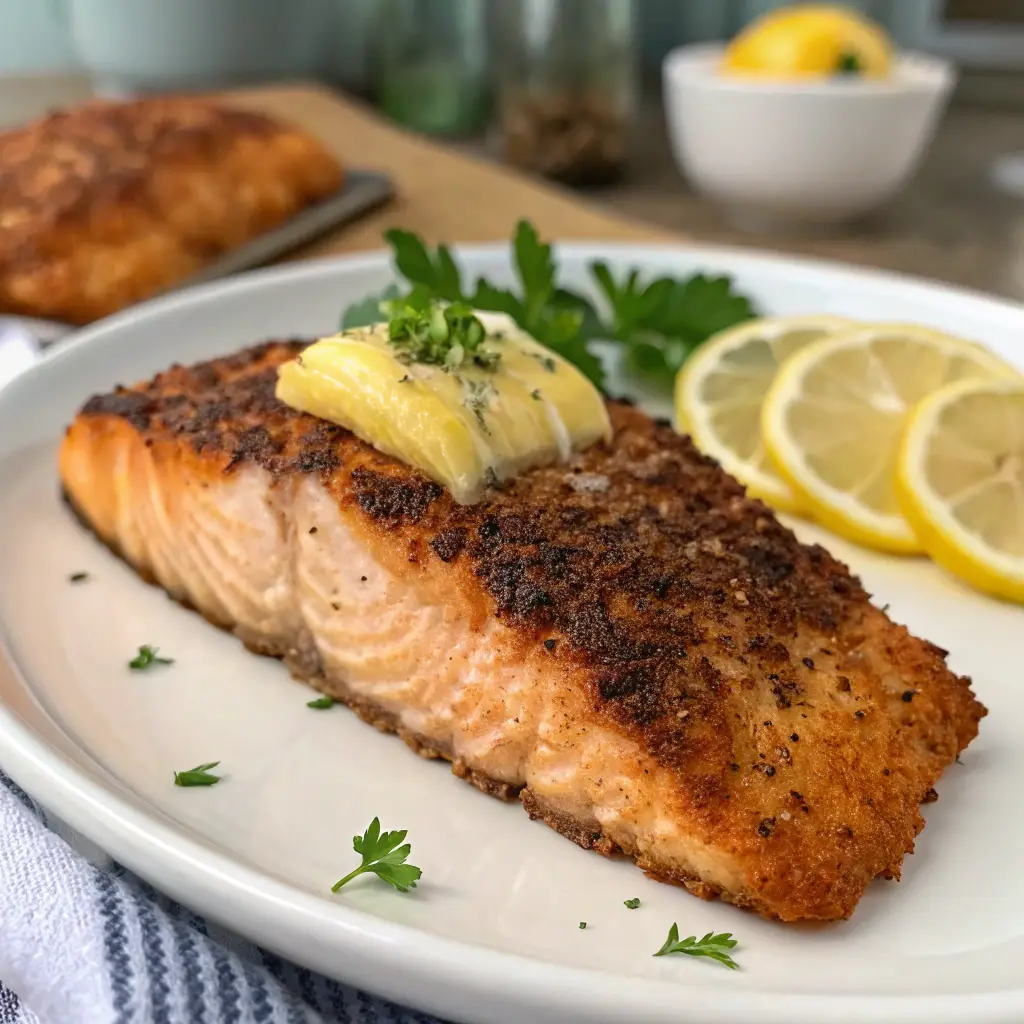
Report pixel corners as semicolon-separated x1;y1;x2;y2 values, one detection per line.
341;220;756;391
654;924;740;970
129;645;173;670
331;817;422;894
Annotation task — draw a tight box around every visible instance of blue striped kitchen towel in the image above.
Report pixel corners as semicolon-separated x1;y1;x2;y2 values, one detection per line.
0;772;447;1024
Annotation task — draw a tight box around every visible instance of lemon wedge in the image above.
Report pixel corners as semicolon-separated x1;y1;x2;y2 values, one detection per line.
276;311;611;505
722;4;893;80
896;378;1024;603
761;324;1018;553
675;314;857;512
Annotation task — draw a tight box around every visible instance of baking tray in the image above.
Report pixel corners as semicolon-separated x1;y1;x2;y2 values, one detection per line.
178;168;394;289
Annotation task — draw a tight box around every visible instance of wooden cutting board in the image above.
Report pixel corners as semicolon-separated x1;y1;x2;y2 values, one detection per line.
228;83;674;259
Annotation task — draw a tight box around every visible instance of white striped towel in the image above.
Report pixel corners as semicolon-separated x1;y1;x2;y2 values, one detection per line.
0;772;447;1024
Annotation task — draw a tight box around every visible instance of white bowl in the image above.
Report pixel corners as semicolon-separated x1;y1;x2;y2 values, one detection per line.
662;44;956;231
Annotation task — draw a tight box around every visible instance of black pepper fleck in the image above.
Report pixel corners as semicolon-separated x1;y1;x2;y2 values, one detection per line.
308;526;318;534
544;638;557;651
790;733;799;742
802;657;815;669
901;690;915;702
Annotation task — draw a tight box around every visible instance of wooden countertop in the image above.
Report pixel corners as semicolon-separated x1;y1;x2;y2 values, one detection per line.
233;83;672;255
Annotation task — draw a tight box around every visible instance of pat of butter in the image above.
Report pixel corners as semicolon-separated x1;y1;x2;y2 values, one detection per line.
275;312;611;504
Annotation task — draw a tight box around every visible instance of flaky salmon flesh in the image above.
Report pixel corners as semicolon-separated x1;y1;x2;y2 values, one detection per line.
59;340;985;923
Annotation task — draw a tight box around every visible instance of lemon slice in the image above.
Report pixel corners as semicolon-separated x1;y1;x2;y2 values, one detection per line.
675;315;858;512
762;324;1018;553
896;378;1024;603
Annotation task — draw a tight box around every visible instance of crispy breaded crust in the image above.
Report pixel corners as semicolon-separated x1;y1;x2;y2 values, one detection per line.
0;99;342;324
61;342;986;921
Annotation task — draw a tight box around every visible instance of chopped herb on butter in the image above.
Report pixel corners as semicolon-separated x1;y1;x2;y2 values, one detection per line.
384;300;500;373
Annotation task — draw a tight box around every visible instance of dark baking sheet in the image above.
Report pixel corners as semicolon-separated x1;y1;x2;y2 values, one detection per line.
178;168;394;289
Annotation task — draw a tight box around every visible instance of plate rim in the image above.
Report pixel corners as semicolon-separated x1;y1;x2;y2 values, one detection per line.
2;242;1022;1024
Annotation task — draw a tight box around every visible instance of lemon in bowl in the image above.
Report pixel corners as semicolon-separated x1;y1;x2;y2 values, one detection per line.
662;7;954;231
722;4;893;80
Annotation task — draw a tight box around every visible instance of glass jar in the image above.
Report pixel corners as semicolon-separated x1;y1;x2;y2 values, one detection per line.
377;0;491;138
329;0;379;100
494;0;638;186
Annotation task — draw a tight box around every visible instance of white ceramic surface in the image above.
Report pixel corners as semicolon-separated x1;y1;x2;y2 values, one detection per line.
1;245;1022;1024
662;44;955;230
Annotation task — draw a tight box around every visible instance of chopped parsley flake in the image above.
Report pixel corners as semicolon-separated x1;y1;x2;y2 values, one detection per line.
129;645;173;671
463;378;497;432
173;761;222;787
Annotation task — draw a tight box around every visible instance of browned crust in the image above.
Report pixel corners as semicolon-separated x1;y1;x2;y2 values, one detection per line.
0;99;342;323
61;341;989;922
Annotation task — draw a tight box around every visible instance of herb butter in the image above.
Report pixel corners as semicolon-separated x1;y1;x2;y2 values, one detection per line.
275;306;611;504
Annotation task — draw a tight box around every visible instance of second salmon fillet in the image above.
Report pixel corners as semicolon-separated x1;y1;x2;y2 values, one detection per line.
59;340;986;922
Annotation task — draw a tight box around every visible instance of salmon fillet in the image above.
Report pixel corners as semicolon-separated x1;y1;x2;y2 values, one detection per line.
0;98;342;324
59;340;986;922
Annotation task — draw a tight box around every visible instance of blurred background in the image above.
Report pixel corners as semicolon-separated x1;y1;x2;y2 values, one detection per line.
3;0;1024;298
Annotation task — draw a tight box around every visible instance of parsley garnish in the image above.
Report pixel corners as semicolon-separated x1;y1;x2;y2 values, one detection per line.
307;695;336;709
341;220;756;393
129;645;173;670
836;51;863;74
331;817;422;893
654;925;739;970
340;282;402;330
68;571;89;583
624;897;641;909
173;761;222;787
579;921;587;929
591;262;756;383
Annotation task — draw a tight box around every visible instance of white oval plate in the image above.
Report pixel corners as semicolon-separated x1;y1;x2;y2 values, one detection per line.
1;245;1022;1024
